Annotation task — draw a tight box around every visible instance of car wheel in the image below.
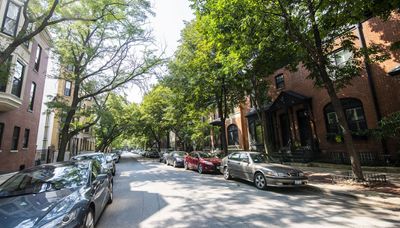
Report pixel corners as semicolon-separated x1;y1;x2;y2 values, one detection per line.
173;161;177;168
198;164;203;174
254;172;267;190
223;167;231;180
107;181;113;204
84;208;95;228
184;162;188;170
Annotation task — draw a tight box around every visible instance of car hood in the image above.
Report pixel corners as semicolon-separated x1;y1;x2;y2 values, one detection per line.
255;163;302;173
203;158;221;164
0;188;79;228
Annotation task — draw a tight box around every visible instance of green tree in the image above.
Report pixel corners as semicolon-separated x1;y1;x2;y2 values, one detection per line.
0;0;124;66
49;0;162;161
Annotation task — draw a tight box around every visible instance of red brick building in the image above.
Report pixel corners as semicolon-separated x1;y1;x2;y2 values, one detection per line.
214;14;400;164
248;15;400;164
0;0;51;172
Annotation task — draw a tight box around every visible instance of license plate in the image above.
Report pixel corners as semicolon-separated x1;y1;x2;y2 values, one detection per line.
295;180;302;185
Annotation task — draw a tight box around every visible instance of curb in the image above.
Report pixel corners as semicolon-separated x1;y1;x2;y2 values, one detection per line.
309;183;400;208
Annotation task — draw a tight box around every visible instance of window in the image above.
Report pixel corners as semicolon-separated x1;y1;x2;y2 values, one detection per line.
324;98;367;134
239;153;249;162
227;124;239;145
1;0;21;36
34;45;42;71
11;60;25;97
229;153;240;161
23;129;30;148
64;81;72;96
28;82;36;111
328;49;353;80
0;123;4;148
249;119;263;145
275;74;285;89
11;126;20;150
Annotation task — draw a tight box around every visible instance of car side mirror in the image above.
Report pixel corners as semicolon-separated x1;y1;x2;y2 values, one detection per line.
106;156;113;163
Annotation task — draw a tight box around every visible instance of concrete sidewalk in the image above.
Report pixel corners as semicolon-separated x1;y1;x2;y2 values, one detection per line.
290;164;400;209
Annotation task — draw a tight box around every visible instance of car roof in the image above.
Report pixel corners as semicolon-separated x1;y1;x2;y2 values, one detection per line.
20;160;91;173
73;152;104;157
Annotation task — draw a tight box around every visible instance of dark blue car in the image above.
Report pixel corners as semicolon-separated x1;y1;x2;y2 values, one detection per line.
0;160;113;228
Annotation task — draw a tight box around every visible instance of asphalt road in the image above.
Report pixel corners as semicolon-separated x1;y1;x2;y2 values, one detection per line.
96;152;400;228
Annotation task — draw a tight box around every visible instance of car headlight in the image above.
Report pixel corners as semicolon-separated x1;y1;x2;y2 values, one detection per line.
264;170;278;177
203;161;213;166
299;172;304;177
40;208;79;228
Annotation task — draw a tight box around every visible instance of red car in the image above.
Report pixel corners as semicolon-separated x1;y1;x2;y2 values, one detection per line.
184;151;221;174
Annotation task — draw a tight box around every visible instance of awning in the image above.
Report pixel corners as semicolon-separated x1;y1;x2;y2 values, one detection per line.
267;90;311;112
209;118;223;126
245;105;271;118
388;65;400;76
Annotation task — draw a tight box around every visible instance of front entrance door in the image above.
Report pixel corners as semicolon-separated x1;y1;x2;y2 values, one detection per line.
297;109;312;146
279;113;290;147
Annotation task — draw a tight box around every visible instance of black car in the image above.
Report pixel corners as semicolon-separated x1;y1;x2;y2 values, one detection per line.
166;151;186;167
159;151;171;163
72;152;116;176
0;160;113;228
145;151;160;158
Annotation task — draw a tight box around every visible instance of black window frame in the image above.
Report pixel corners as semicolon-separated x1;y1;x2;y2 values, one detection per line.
227;124;239;145
11;126;20;150
64;81;72;96
0;123;4;148
275;74;285;89
1;0;21;37
324;98;368;135
11;60;25;97
34;45;42;72
23;128;30;148
28;82;36;111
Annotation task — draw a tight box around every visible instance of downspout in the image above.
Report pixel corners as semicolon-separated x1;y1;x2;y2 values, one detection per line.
357;22;389;157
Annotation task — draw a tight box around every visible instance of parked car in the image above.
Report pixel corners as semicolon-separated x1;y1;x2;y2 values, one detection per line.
159;151;171;163
71;152;116;176
166;151;186;167
220;151;308;190
145;151;160;158
0;160;113;228
184;151;221;174
108;152;120;163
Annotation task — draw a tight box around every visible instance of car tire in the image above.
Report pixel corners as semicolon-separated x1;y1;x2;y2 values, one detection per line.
254;172;267;190
84;208;95;228
184;162;189;170
198;164;203;174
107;181;113;204
223;167;231;180
173;161;177;168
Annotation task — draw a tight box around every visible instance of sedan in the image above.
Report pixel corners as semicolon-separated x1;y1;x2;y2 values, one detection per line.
0;160;113;228
184;151;221;174
220;151;308;189
166;151;186;167
71;152;116;176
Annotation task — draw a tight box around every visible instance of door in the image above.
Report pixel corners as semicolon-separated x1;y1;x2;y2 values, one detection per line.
279;113;290;147
238;153;252;181
297;109;312;146
227;153;241;177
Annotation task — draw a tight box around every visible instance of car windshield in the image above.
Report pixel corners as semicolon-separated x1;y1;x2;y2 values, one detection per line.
174;152;186;157
0;163;89;197
72;154;106;164
249;153;271;163
199;152;215;158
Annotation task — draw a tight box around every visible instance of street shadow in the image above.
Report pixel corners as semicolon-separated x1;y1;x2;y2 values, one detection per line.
101;154;400;227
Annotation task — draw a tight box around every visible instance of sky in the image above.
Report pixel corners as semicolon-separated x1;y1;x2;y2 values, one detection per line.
126;0;195;103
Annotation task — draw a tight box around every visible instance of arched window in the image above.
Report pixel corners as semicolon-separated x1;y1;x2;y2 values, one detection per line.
324;98;367;134
227;124;239;145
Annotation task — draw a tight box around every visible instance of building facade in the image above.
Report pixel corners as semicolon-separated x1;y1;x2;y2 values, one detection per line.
213;14;400;164
0;0;51;172
47;76;96;161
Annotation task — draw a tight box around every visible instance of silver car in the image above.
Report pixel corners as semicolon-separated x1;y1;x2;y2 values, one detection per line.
220;151;308;189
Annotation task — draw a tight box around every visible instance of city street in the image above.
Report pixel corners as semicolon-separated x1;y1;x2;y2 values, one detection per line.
97;153;400;228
